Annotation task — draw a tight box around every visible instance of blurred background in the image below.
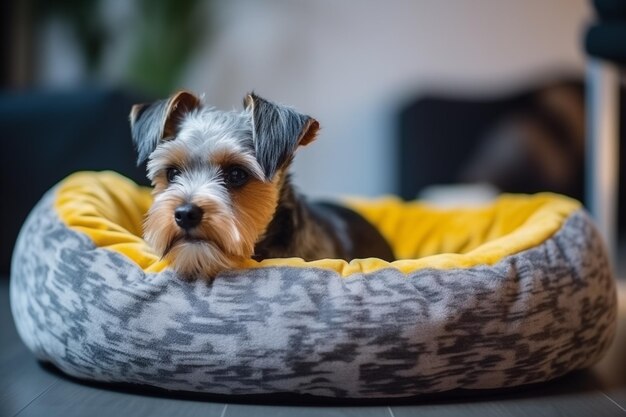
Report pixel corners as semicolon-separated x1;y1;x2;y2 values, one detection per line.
1;0;624;275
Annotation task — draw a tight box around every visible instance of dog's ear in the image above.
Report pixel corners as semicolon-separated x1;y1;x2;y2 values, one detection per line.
129;91;201;165
244;93;319;179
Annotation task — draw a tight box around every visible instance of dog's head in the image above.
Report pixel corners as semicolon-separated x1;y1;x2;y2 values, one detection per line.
130;91;319;278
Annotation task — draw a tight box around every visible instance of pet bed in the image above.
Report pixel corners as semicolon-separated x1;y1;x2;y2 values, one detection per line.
10;171;617;398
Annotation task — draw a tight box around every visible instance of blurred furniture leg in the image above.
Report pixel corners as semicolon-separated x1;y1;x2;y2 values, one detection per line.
584;0;626;262
586;59;619;259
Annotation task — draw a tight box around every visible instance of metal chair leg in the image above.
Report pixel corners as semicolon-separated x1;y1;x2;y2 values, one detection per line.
586;58;620;260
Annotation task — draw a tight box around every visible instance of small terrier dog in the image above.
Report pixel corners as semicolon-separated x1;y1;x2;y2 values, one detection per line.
130;91;394;278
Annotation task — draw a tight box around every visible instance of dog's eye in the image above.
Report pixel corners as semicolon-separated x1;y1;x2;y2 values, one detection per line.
224;165;250;188
166;167;180;182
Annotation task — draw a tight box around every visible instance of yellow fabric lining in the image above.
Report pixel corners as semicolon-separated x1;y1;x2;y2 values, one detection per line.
54;171;581;277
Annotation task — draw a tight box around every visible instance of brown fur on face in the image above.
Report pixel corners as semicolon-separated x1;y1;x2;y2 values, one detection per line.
144;153;284;278
230;174;282;256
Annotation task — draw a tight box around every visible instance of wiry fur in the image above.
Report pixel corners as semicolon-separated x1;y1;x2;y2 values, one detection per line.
130;91;394;279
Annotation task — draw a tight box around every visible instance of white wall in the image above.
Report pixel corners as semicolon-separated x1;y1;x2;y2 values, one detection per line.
36;0;592;198
182;0;591;198
182;0;592;199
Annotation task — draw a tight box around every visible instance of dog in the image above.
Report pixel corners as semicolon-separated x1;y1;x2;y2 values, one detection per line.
129;91;395;278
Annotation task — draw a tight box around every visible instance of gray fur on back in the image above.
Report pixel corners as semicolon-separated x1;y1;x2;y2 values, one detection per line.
10;186;617;398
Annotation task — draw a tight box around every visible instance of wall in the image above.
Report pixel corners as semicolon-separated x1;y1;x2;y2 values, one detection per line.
36;0;593;198
182;0;592;198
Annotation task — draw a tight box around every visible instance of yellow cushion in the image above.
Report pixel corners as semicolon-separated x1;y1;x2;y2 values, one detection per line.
55;171;581;277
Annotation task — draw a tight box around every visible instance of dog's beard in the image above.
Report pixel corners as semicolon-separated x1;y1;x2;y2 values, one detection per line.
144;191;251;278
163;240;236;278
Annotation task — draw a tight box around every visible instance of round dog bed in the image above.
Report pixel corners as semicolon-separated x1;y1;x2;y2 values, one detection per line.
10;171;617;398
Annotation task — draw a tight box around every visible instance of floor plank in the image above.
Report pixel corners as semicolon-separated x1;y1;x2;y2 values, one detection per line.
0;351;60;417
224;404;391;417
391;392;625;417
13;379;226;417
0;279;62;417
594;281;626;410
602;388;626;413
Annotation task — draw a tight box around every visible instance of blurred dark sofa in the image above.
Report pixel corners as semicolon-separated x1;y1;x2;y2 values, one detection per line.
399;78;626;234
0;89;149;277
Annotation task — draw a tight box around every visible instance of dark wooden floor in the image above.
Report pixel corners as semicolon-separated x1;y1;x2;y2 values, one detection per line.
2;278;626;417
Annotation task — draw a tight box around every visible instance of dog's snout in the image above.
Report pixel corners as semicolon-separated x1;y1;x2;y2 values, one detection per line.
174;204;203;230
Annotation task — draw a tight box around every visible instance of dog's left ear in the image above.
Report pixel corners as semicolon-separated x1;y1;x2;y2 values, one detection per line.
130;91;201;165
244;93;319;179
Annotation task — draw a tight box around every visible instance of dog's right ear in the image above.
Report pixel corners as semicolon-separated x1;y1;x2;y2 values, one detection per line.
129;91;201;165
244;93;320;180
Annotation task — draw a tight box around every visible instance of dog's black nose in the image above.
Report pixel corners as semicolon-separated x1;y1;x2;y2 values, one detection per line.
174;204;203;230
